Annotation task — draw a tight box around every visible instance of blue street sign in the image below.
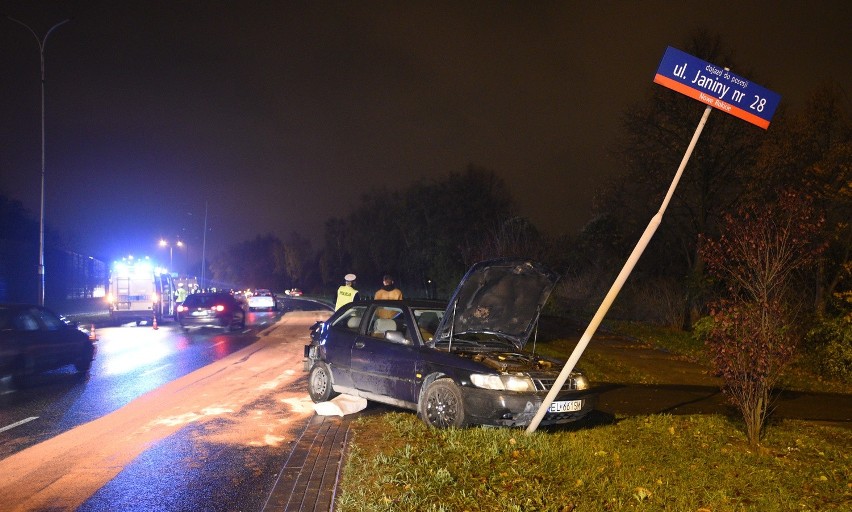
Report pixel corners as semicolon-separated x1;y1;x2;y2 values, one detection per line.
654;46;781;129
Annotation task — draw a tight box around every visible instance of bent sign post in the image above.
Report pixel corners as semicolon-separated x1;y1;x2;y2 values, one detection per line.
525;48;780;434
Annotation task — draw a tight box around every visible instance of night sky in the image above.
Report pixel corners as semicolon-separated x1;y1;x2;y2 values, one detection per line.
2;1;850;266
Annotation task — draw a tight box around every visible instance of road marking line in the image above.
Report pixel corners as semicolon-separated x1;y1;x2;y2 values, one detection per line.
140;364;171;377
0;416;39;434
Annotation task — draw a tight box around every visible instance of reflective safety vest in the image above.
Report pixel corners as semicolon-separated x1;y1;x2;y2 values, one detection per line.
335;285;359;310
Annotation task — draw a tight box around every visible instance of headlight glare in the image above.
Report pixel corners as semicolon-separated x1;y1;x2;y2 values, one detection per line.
470;374;503;389
573;374;590;390
503;375;535;392
470;373;535;392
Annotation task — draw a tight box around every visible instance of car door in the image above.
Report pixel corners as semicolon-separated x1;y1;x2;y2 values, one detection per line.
322;305;368;389
349;305;419;405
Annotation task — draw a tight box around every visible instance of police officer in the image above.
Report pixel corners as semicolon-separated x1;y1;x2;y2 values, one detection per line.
175;283;188;304
335;273;359;310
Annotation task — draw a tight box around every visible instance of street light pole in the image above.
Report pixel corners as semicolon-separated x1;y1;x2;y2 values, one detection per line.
8;16;70;306
159;239;173;268
159;239;186;273
176;240;185;275
201;201;208;290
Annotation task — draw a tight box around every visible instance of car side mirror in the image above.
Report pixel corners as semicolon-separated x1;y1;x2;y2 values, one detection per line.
385;330;412;345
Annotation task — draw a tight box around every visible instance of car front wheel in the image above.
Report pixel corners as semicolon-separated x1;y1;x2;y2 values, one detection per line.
419;378;467;428
308;362;338;403
74;355;92;374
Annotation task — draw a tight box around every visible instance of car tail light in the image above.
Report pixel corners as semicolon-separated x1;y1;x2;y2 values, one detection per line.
177;305;187;313
214;305;225;312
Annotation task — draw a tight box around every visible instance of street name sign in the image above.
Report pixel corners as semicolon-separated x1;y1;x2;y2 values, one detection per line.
654;46;781;129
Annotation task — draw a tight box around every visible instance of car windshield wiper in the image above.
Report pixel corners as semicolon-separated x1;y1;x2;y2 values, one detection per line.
434;338;477;346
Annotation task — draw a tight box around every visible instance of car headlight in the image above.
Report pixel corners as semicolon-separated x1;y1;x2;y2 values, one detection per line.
470;373;536;392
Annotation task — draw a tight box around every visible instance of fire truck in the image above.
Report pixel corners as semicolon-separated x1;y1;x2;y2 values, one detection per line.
106;257;176;325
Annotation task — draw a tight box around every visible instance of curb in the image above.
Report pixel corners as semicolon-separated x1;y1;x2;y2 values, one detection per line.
262;414;352;512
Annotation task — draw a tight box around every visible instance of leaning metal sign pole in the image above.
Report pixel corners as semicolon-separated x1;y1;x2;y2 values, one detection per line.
526;47;780;434
524;104;712;433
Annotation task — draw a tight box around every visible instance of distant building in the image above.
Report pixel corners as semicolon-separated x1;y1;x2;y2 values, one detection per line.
0;240;107;303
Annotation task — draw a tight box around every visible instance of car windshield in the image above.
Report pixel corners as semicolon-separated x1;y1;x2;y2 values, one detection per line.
413;308;444;342
31;307;64;330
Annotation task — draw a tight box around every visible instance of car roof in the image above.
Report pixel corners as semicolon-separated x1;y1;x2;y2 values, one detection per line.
185;292;234;300
0;303;49;313
339;299;446;311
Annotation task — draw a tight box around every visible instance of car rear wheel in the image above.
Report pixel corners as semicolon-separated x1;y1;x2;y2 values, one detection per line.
308;362;338;403
419;378;467;428
228;311;246;331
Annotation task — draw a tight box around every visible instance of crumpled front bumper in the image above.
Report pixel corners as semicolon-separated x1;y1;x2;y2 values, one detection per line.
461;386;598;427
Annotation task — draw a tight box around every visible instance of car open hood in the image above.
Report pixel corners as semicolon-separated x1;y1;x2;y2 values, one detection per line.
432;258;560;350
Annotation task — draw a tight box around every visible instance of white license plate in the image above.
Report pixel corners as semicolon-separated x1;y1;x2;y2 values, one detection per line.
548;400;582;413
191;311;208;317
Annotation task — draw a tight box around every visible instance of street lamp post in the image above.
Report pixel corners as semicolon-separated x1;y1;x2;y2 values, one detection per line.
176;240;186;274
8;16;70;306
159;239;173;269
159;239;185;273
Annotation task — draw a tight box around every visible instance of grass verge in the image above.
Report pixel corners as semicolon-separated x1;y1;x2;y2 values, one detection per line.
337;412;851;511
336;319;850;510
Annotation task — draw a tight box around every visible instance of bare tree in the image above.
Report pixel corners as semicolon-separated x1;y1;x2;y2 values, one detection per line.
699;191;823;446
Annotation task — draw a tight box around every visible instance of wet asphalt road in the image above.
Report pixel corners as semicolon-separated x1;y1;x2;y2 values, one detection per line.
0;311;280;460
0;310;327;512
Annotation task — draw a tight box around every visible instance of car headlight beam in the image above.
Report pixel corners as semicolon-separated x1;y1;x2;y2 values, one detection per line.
470;373;535;392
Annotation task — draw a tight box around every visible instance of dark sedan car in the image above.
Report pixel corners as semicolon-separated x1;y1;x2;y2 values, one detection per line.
0;303;96;387
176;292;247;332
305;258;596;428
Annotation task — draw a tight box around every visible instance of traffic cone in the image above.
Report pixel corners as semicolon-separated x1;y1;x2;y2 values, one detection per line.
152;314;159;330
89;323;96;341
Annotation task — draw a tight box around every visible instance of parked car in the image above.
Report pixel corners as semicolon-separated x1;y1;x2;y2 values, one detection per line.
247;289;276;311
0;303;96;387
304;258;596;428
176;292;247;331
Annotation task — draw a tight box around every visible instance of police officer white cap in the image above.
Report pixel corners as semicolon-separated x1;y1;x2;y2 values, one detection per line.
345;273;356;282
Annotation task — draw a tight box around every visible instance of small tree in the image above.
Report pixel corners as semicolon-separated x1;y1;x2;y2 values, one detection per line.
699;191;823;446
